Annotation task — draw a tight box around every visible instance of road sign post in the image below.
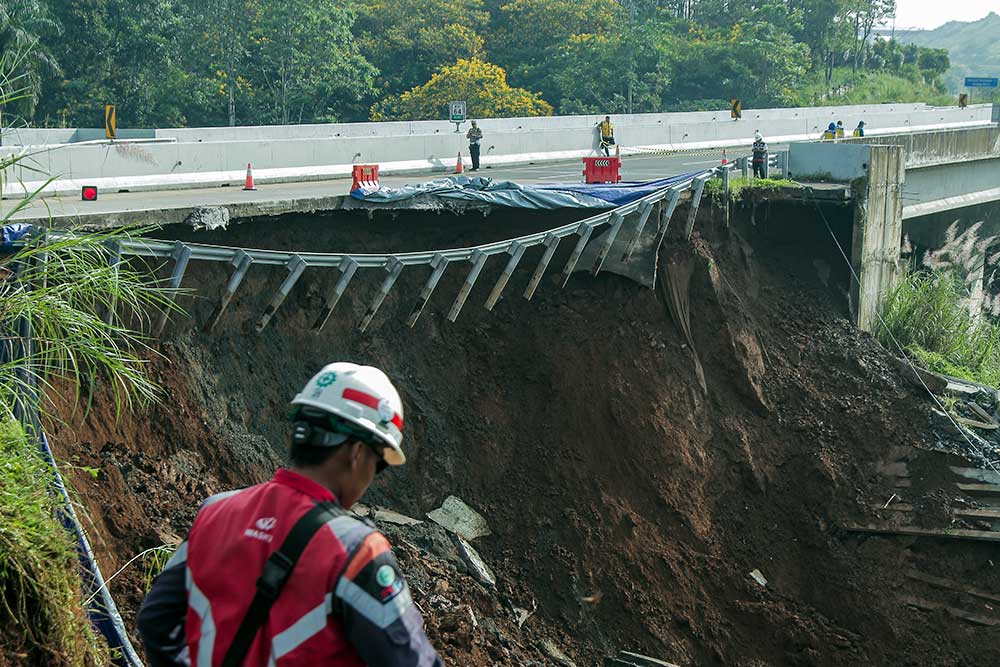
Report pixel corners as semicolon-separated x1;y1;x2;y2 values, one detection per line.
449;100;466;133
963;78;998;107
730;99;742;120
105;104;117;140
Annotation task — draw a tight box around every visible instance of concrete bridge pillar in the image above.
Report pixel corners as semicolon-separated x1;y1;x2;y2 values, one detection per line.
850;145;905;331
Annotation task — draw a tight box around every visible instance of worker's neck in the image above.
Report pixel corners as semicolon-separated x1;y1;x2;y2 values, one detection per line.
290;464;346;504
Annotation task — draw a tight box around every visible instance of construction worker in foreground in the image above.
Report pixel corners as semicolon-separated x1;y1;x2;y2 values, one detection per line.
137;362;442;667
597;115;615;156
821;122;837;141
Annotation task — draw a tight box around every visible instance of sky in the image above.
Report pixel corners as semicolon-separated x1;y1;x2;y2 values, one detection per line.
891;0;1000;30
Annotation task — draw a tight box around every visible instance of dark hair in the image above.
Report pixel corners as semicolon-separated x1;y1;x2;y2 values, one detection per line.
288;440;342;467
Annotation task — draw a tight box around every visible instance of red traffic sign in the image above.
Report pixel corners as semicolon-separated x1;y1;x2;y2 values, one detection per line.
81;186;98;201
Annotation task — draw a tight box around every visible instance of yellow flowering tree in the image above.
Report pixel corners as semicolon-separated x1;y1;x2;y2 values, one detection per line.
371;58;553;121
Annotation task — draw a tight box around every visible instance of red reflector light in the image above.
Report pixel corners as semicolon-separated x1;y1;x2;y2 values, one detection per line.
81;186;98;201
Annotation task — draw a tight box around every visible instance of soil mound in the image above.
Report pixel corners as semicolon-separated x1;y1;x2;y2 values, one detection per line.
46;207;1000;666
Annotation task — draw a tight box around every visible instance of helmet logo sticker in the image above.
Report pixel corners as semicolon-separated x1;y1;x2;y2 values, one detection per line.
312;372;337;398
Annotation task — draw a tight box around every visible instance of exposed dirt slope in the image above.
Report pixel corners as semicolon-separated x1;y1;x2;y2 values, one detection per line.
47;205;1000;666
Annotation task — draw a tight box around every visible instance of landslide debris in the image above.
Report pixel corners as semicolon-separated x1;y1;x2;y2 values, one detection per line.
45;207;1000;666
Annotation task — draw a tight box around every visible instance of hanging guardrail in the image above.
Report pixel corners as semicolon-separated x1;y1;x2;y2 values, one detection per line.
91;153;787;336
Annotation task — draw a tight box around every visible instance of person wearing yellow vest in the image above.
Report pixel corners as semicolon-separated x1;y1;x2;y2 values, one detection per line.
597;116;615;156
853;120;865;137
822;122;837;140
836;120;845;138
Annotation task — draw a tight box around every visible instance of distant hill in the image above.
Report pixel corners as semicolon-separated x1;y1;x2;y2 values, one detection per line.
893;12;1000;93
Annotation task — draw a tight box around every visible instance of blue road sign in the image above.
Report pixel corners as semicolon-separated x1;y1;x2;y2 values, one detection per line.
964;77;998;88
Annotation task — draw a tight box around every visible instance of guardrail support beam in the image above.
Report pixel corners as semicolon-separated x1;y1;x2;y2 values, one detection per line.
204;250;253;332
524;233;559;300
619;201;655;263
591;211;626;275
448;249;488;322
406;254;449;327
485;242;526;311
684;175;710;240
358;257;404;333
255;254;307;332
560;223;594;287
155;241;192;336
312;257;358;332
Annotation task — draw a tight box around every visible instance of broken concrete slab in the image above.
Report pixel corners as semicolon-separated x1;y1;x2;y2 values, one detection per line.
451;533;496;588
749;569;768;587
427;495;491;541
540;640;577;667
892;357;948;394
374;509;423;526
183;206;230;231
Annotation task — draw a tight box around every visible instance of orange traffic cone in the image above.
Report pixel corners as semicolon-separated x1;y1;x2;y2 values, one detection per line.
243;163;257;191
455;151;464;175
721;149;728;165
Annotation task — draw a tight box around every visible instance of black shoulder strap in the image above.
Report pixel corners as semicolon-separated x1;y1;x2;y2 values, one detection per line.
221;501;342;667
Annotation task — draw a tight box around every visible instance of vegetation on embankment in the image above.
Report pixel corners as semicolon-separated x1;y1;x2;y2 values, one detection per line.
705;176;799;204
0;420;107;666
877;269;1000;388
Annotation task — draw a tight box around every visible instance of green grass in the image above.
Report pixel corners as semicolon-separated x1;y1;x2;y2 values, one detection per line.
705;176;798;203
877;269;1000;388
792;68;955;107
0;420;108;666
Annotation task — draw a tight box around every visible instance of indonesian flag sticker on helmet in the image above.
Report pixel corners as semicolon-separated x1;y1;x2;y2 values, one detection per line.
291;362;406;465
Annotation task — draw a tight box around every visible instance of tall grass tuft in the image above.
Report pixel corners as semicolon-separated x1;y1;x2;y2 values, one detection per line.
877;269;1000;388
0;420;108;666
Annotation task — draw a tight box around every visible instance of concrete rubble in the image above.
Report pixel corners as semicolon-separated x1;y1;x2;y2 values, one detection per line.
427;495;492;541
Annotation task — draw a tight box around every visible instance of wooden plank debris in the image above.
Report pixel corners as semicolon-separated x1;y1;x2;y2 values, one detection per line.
901;595;999;626
906;570;1000;605
844;524;1000;543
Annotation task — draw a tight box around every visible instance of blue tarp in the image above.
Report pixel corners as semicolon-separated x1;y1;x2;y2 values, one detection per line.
350;173;698;210
1;223;35;249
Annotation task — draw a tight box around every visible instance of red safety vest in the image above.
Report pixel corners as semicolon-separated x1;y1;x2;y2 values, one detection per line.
185;471;372;666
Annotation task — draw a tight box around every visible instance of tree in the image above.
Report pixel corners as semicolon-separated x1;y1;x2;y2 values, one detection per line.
355;0;488;96
916;47;949;83
491;0;624;100
0;0;60;117
845;0;895;71
251;0;376;124
371;58;552;121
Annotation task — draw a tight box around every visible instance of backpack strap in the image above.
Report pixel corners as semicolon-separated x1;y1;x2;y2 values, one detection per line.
221;501;342;667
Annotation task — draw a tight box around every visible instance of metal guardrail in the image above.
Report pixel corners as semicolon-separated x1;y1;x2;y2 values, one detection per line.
97;154;787;335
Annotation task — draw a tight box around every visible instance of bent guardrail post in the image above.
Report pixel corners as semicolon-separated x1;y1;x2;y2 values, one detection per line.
591;210;625;275
313;257;358;332
407;253;449;327
619;200;655;263
359;257;404;333
739;156;749;180
155;241;192;336
448;249;488;322
485;242;526;311
560;221;595;287
204;250;253;332
524;233;559;300
684;174;711;240
255;254;307;332
660;187;682;236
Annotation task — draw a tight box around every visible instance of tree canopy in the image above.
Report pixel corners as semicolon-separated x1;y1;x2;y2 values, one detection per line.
5;0;958;128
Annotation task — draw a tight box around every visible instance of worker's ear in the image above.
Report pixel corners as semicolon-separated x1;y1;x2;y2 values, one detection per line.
346;440;366;471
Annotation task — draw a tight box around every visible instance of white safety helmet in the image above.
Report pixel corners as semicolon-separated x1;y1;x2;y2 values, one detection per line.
290;362;406;466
